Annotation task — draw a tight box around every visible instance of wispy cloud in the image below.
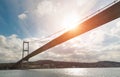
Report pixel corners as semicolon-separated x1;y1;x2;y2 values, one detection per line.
18;13;27;20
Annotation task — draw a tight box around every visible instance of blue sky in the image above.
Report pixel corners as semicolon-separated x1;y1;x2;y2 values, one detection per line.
0;0;21;37
0;0;40;38
0;0;120;63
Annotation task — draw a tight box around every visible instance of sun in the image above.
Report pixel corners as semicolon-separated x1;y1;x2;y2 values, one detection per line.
62;13;80;30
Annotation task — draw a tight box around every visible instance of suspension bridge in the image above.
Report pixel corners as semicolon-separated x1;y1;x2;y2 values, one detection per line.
13;0;120;68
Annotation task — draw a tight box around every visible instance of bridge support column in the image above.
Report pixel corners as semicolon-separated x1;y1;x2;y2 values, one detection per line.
21;41;30;69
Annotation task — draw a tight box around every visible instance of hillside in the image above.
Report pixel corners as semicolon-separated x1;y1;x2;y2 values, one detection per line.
0;60;120;70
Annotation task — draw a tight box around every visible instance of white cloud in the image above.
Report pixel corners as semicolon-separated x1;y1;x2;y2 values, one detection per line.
99;51;120;62
18;13;27;20
0;34;22;63
35;0;56;16
0;34;51;63
111;20;120;37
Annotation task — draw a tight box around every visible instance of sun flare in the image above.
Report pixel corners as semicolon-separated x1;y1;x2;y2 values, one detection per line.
62;13;80;30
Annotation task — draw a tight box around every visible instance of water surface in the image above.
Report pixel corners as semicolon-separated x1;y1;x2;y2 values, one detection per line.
0;68;120;77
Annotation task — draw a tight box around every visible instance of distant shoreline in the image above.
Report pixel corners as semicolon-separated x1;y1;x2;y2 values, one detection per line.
0;60;120;70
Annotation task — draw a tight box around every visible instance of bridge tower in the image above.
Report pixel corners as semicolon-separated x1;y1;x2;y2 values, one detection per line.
22;41;29;61
20;41;30;69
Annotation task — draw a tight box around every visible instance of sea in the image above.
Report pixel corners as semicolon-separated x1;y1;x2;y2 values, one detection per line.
0;68;120;77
